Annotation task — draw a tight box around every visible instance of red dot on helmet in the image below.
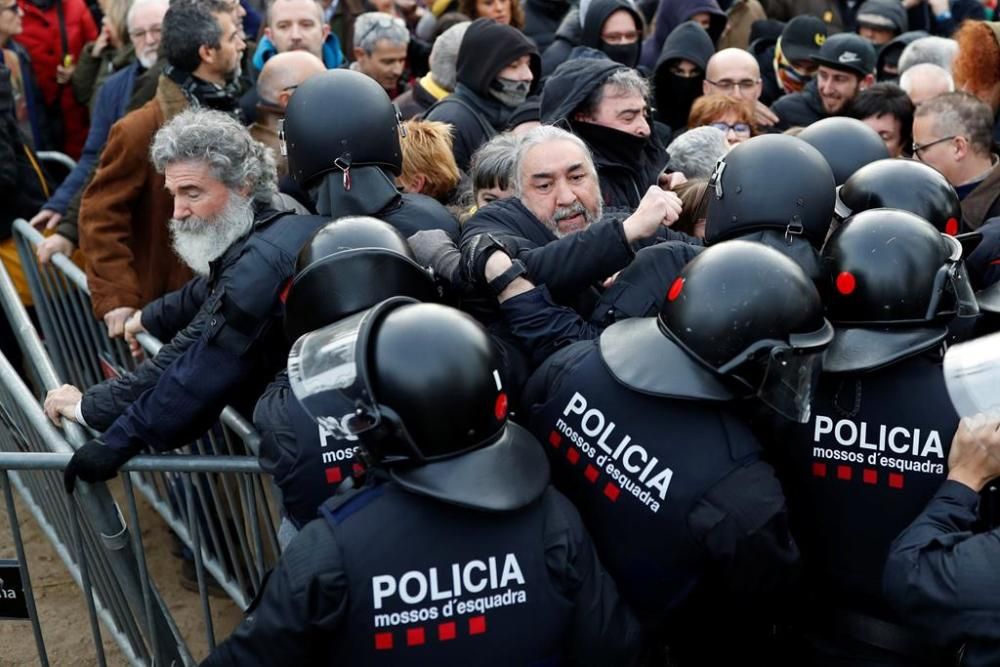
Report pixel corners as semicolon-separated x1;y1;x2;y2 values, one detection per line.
667;277;684;302
945;218;959;236
494;393;508;420
836;271;856;295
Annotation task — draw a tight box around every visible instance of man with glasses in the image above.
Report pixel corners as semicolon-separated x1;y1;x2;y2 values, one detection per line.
772;32;876;131
704;48;779;130
913;92;1000;230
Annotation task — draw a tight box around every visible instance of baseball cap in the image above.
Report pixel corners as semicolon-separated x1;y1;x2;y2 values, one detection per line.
811;32;876;77
780;15;828;64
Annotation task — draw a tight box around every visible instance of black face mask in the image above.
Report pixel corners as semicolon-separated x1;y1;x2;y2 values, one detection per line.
570;118;649;166
601;41;641;69
655;73;703;130
164;64;242;119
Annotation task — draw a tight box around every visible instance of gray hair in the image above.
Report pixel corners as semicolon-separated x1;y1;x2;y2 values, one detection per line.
429;22;469;91
513;125;598;197
899;63;954;96
898;36;958;74
126;0;167;30
914;92;994;156
470;132;521;195
151;109;278;203
666;126;729;179
354;12;409;54
578;68;650;118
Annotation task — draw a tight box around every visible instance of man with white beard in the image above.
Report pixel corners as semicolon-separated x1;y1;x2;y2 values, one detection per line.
43;109;329;490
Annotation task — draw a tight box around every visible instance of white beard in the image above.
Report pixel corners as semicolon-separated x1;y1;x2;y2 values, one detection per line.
137;50;157;69
169;192;254;276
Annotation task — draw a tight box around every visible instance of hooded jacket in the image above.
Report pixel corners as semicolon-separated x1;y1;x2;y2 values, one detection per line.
541;58;668;209
524;0;572;53
425;18;540;172
855;0;908;37
542;0;644;74
875;30;926;81
652;21;715;130
639;0;725;69
770;78;827;130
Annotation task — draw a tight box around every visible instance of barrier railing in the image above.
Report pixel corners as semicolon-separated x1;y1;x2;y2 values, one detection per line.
1;219;285;664
11;219;280;611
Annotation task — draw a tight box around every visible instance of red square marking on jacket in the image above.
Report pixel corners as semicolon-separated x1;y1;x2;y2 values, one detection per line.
438;622;456;641
863;469;877;485
566;448;580;464
812;462;827;477
469;615;487;635
889;473;904;489
603;483;620;501
548;431;561;448
584;465;599;483
837;465;852;481
325;467;343;484
406;627;425;646
374;632;393;650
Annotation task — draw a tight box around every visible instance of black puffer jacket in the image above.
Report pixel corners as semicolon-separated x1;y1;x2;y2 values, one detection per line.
541;58;669;210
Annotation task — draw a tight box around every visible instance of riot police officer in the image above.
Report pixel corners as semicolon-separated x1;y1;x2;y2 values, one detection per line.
254;217;439;544
762;208;981;666
203;299;641;666
592;133;836;327
282;69;459;240
522;241;834;664
797;116;890;186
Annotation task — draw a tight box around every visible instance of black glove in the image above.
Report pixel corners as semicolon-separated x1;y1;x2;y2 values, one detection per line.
64;439;136;493
460;233;521;288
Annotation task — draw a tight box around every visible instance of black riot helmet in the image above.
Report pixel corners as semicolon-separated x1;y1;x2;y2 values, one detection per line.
798;117;889;186
283;217;437;343
705;134;837;249
282;69;403;187
288;299;548;510
836;158;963;235
599;241;834;423
820;208;980;373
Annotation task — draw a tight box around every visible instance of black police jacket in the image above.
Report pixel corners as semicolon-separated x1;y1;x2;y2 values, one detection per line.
90;208;329;454
522;338;800;622
254;370;361;530
201;481;642;666
763;350;960;627
885;481;1000;667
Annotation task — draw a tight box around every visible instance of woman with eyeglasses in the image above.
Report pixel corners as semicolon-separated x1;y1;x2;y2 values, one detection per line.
687;92;755;145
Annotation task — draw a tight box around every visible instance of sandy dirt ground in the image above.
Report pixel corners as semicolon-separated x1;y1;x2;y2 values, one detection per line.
0;476;244;666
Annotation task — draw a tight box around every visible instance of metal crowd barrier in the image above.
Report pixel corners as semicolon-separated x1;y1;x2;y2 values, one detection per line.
0;220;285;661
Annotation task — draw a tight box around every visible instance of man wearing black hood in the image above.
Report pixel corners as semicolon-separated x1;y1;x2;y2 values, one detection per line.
425;18;539;172
542;0;644;75
875;30;927;81
541;58;667;209
855;0;908;45
639;0;725;70
652;21;715;131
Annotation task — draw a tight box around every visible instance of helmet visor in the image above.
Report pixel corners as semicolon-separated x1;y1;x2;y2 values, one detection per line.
287;307;380;439
756;346;825;424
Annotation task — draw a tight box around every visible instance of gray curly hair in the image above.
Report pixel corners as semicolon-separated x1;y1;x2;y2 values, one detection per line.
151;109;278;204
